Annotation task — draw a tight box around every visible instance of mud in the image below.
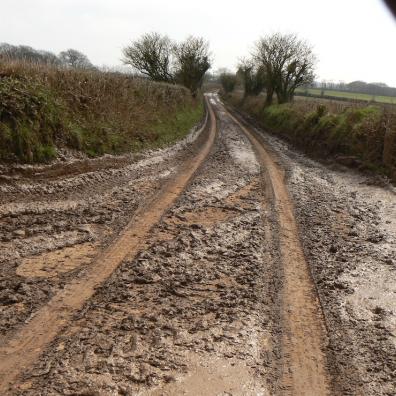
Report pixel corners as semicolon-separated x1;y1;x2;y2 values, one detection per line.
228;109;331;395
8;96;281;395
0;118;205;340
236;109;396;395
0;94;395;395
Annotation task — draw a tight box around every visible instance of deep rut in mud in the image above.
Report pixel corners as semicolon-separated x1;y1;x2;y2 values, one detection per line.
0;98;215;394
226;109;331;395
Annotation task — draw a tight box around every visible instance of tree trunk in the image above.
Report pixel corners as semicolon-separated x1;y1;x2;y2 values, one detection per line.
277;87;295;104
276;90;288;104
265;87;274;106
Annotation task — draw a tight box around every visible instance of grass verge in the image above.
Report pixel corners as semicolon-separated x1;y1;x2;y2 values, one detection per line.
0;61;203;163
225;93;396;182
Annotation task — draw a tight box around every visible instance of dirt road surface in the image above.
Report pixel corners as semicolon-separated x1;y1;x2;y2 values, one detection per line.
0;94;395;395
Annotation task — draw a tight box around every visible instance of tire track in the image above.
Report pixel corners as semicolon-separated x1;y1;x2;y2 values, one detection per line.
222;100;331;395
0;95;217;394
14;92;275;396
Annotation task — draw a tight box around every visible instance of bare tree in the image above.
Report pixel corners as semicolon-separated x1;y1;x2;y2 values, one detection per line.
59;49;93;69
219;72;237;94
122;33;174;83
237;59;266;98
174;36;211;95
254;33;316;104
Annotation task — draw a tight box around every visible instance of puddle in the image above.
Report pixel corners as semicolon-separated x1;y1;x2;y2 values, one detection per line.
228;139;260;174
148;353;268;396
342;262;396;342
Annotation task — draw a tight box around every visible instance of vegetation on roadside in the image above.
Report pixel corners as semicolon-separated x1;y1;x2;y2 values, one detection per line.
0;61;203;163
215;31;396;181
237;60;267;99
219;72;237;94
220;33;315;105
227;93;396;181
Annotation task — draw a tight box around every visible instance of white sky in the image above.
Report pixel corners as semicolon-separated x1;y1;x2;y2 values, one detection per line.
2;0;396;85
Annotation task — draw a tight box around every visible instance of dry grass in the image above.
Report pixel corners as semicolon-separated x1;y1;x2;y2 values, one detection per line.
0;60;202;162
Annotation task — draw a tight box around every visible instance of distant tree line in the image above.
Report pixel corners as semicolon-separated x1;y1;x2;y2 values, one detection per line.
309;80;396;98
0;43;95;70
122;32;211;95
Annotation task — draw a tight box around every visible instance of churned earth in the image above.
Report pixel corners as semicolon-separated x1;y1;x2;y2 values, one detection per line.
288;159;396;395
237;110;396;395
8;96;282;395
0;119;206;338
0;94;395;395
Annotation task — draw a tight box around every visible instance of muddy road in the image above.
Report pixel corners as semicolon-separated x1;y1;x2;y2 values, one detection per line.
0;94;395;395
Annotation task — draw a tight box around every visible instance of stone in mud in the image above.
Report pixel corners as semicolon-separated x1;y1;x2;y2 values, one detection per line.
133;276;153;284
0;291;21;304
348;230;359;237
329;245;338;253
13;229;26;237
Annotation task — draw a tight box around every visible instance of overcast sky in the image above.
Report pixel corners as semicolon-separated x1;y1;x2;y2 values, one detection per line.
2;0;396;85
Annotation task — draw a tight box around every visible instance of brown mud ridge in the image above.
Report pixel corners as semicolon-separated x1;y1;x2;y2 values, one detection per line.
231;106;396;395
0;154;135;183
0;94;395;395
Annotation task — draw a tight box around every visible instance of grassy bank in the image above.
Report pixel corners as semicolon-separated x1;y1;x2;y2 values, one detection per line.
0;61;203;163
226;93;396;181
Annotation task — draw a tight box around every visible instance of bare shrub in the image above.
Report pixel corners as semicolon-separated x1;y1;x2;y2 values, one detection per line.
219;72;237;94
254;33;316;104
174;36;211;96
122;33;212;94
122;33;174;83
237;59;266;98
59;49;94;70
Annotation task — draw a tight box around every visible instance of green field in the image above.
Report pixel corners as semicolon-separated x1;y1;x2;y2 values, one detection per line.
296;87;396;104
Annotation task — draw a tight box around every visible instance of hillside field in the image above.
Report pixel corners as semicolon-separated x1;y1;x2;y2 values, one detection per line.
296;87;396;104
